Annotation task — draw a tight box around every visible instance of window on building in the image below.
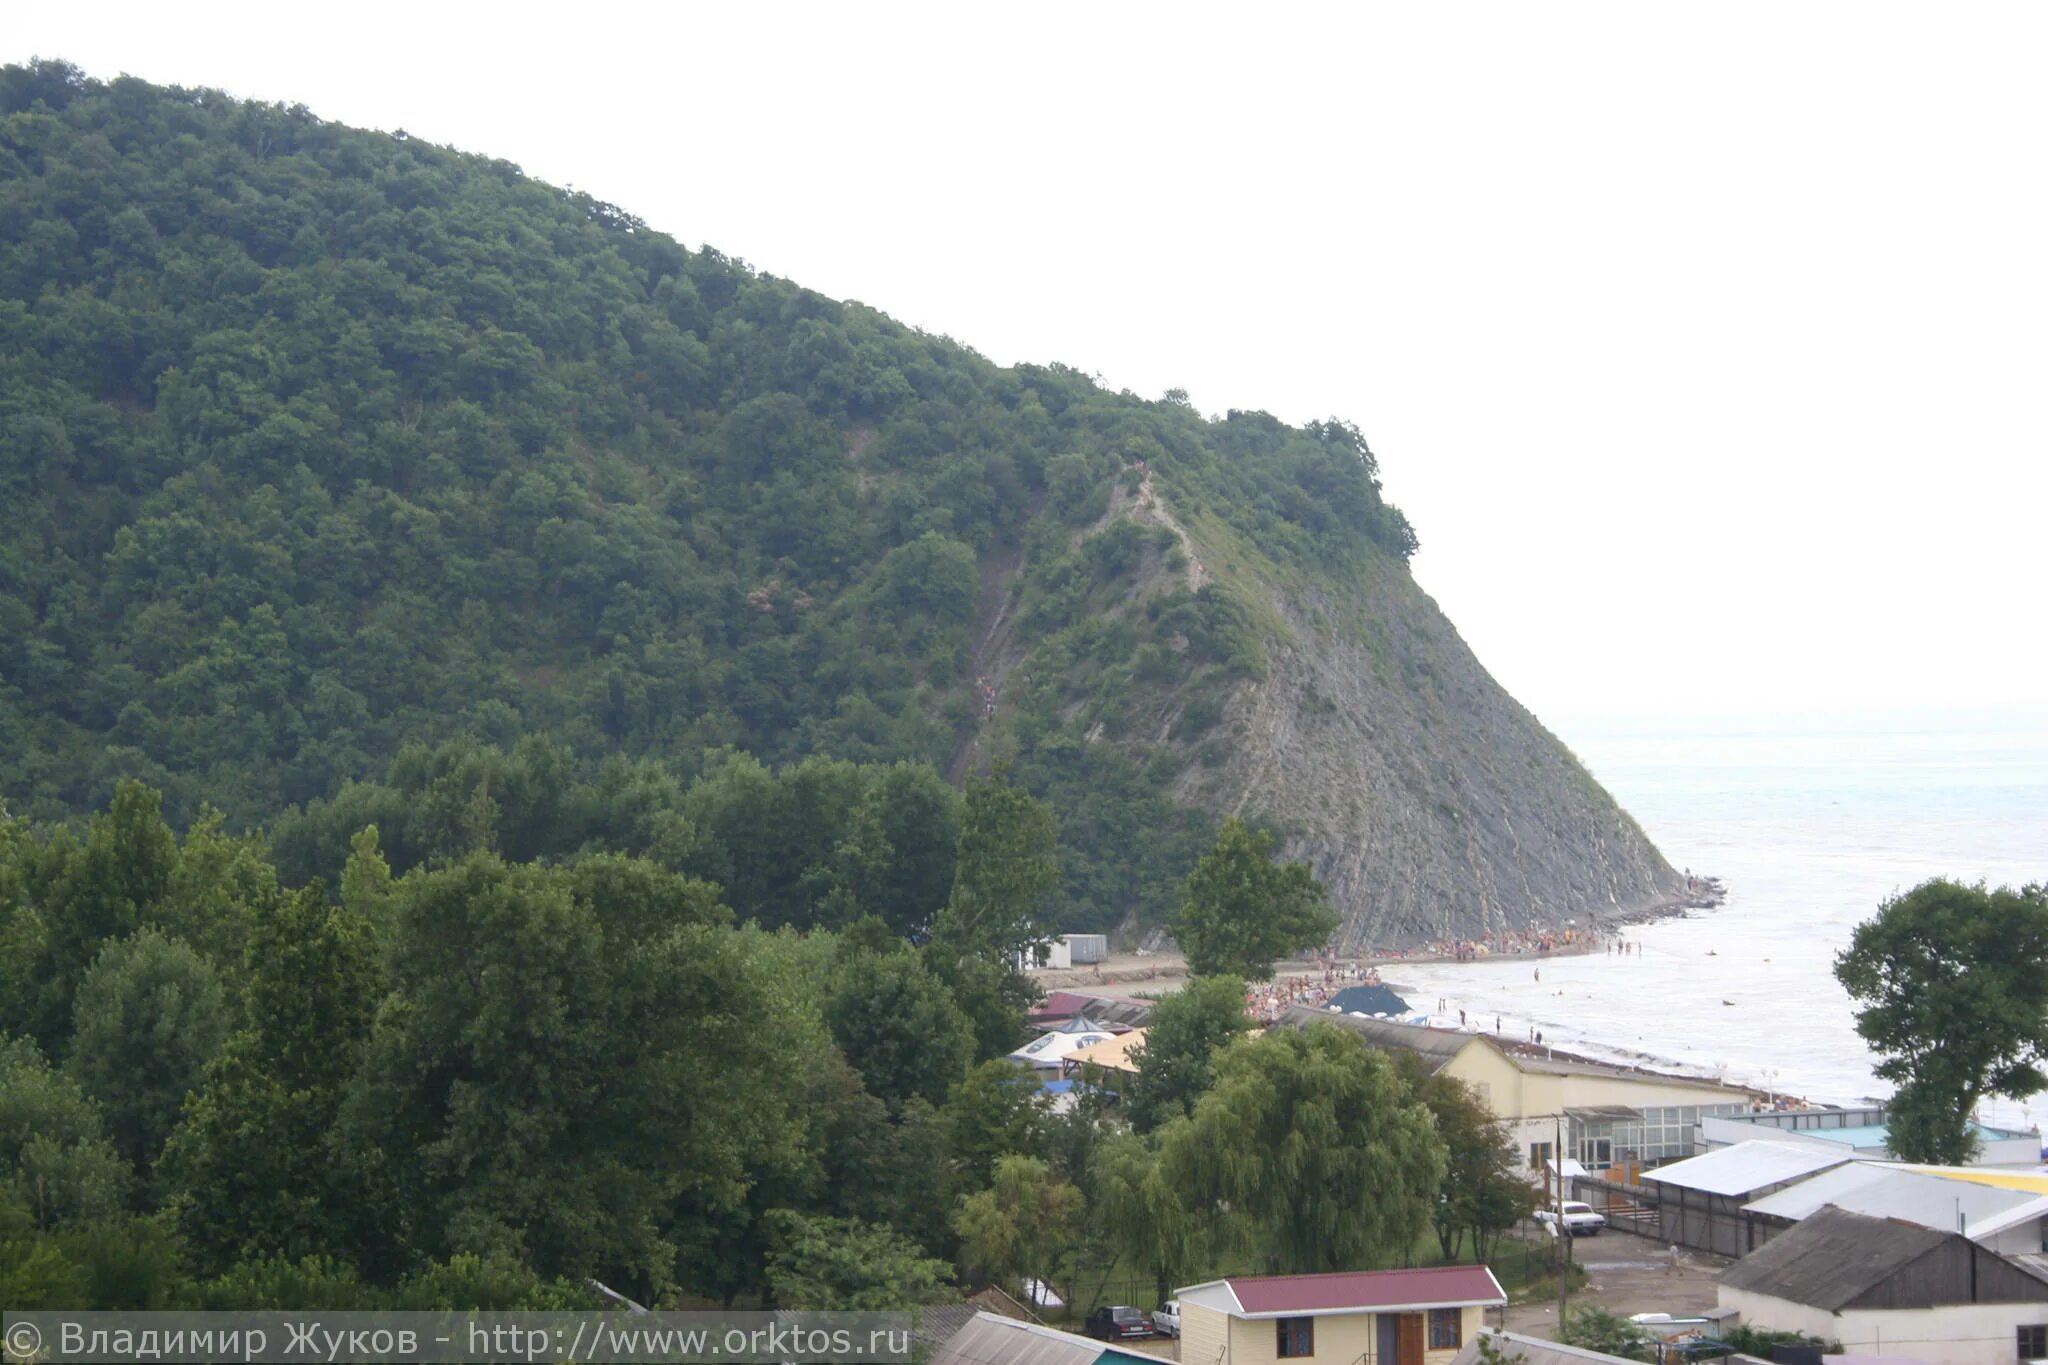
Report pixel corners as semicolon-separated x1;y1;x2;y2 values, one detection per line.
1530;1141;1553;1171
2017;1324;2047;1359
1276;1317;1315;1358
1579;1136;1614;1168
1429;1309;1463;1350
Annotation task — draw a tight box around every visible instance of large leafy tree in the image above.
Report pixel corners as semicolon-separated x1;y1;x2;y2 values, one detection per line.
1171;819;1338;979
1088;1129;1203;1309
66;928;230;1183
943;1060;1052;1187
1399;1060;1535;1259
1834;879;2048;1164
822;944;975;1109
1159;1023;1445;1273
340;852;806;1298
161;881;378;1272
0;1036;130;1226
762;1210;953;1309
950;1154;1082;1301
933;770;1060;968
1125;973;1250;1131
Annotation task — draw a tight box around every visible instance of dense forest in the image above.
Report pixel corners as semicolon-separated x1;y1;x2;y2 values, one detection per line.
0;776;1534;1312
0;59;1417;935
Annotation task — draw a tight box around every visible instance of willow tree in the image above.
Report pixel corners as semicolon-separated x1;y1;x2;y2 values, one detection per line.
1159;1023;1445;1273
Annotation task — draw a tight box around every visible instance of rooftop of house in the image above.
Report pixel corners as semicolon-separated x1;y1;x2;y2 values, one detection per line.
1719;1206;2048;1312
1644;1139;1857;1197
1743;1161;2048;1238
1277;1005;1758;1094
1785;1121;2033;1149
1178;1265;1507;1318
927;1312;1120;1365
1028;993;1153;1030
1064;1028;1147;1075
1452;1329;1660;1365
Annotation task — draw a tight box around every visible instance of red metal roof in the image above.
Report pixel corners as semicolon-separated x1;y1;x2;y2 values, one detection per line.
1027;992;1096;1021
1227;1265;1505;1315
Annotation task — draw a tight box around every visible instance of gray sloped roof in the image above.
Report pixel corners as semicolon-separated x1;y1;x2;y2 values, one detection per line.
1452;1329;1650;1365
1719;1206;2048;1311
1275;1005;1473;1067
1742;1162;2045;1234
927;1312;1110;1365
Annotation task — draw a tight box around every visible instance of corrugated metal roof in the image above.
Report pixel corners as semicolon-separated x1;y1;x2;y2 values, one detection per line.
1279;1007;1755;1097
927;1313;1110;1365
1743;1162;2048;1237
1714;1206;2048;1311
1895;1165;2048;1195
1273;1006;1475;1065
1030;994;1155;1029
1180;1265;1506;1317
1642;1140;1853;1196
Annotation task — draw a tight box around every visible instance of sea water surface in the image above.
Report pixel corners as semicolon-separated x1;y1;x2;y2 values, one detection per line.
1386;712;2048;1128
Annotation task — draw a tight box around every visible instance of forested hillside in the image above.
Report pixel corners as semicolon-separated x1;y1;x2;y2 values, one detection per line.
0;61;1428;934
0;60;1672;945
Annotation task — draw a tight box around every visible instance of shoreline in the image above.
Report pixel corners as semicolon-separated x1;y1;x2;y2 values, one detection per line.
1028;876;1729;996
1352;876;1727;969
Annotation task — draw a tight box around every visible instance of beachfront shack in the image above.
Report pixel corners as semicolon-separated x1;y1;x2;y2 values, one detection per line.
1717;1206;2048;1365
1275;1006;1756;1190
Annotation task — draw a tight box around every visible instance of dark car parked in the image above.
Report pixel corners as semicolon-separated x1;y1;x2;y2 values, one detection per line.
1084;1306;1157;1341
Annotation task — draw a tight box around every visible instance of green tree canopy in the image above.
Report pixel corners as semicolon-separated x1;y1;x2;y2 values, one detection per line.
1171;819;1338;979
161;881;377;1272
950;1154;1082;1301
1834;879;2048;1164
0;1035;130;1226
762;1210;953;1310
934;771;1060;969
66;927;230;1182
823;946;975;1110
1125;973;1250;1131
1158;1023;1445;1273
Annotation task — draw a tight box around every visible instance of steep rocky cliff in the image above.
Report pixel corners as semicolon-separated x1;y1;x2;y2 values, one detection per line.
1181;558;1676;949
970;467;1679;951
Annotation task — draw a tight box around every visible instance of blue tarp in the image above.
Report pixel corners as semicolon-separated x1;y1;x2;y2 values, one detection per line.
1325;983;1412;1017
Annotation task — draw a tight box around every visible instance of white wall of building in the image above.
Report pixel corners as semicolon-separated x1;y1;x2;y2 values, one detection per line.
1722;1287;2048;1365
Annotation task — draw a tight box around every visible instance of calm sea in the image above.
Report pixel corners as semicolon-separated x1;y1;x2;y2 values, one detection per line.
1386;712;2048;1129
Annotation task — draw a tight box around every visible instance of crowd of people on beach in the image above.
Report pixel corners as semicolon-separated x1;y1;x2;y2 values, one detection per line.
1244;961;1384;1024
1361;923;1602;963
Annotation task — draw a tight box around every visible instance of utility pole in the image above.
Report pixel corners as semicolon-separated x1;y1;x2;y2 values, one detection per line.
1555;1112;1571;1327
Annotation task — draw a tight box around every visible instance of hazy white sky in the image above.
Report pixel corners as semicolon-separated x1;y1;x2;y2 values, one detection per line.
10;3;2046;731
